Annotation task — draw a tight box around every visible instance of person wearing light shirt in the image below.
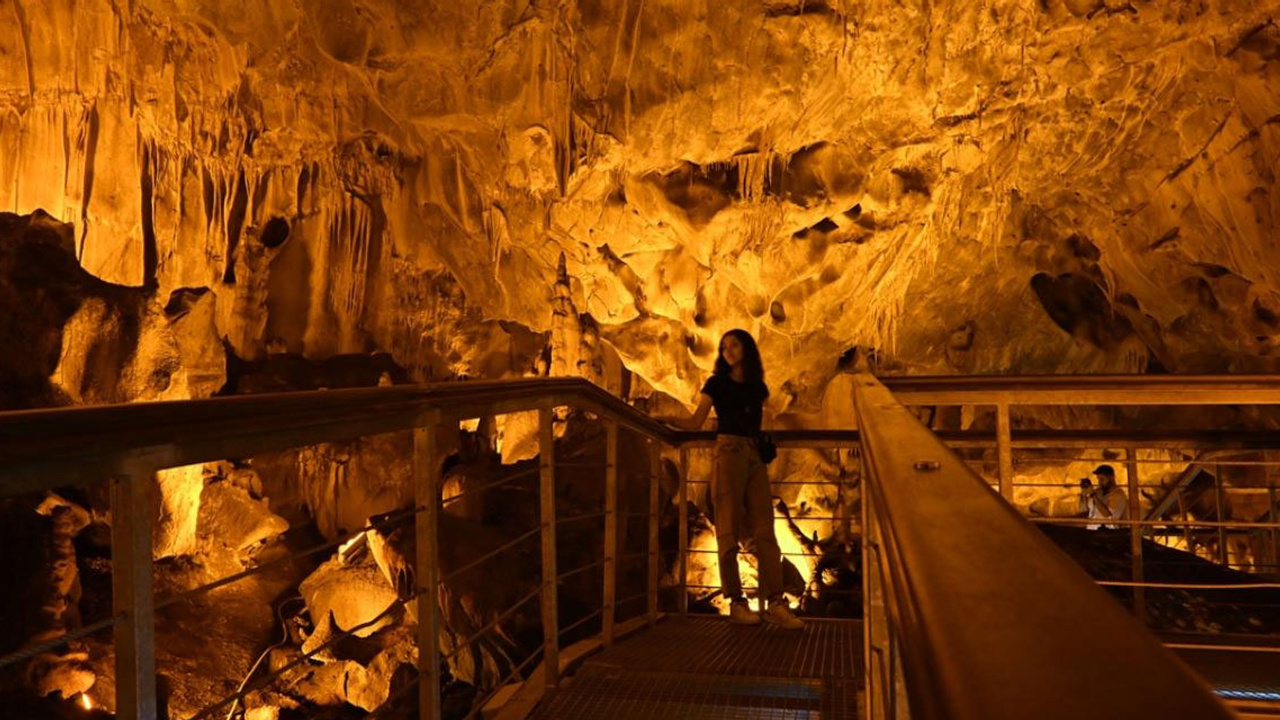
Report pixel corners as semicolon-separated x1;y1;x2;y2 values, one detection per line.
1079;464;1128;530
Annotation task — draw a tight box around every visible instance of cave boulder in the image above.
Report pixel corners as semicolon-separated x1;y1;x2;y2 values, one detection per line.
299;553;400;639
196;481;290;552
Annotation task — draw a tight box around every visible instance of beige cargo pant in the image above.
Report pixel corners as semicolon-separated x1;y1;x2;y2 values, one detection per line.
713;434;784;603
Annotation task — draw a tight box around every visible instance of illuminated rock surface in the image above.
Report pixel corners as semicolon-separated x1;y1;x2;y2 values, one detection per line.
3;1;1279;412
4;0;1280;716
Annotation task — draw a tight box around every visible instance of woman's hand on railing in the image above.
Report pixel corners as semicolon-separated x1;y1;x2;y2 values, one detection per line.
652;394;713;431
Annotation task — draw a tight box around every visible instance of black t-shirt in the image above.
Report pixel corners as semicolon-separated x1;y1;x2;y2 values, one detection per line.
700;374;767;437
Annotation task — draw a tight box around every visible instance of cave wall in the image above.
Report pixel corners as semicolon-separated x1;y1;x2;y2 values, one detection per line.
4;0;1280;415
3;0;1279;586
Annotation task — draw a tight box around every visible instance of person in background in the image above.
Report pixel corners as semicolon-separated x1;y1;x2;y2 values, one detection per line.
1079;464;1128;530
656;329;804;629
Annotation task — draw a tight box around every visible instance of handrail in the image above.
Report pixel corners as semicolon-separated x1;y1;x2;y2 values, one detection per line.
7;374;1280;494
880;373;1280;405
1143;449;1243;521
853;372;1234;720
0;378;677;491
687;427;1280;449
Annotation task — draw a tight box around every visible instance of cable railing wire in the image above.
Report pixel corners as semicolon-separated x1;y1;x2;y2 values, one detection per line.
998;457;1280;467
461;646;547;720
355;577;577;719
557;608;604;639
0;504;420;671
556;558;606;582
356;674;420;720
0;613;126;670
1097;579;1280;590
1031;517;1280;530
615;590;649;608
442;467;540;506
438;525;544;585
155;505;422;613
557;510;607;525
685;582;859;596
222;595;304;720
683;548;843;558
185;591;417;720
443;584;544;661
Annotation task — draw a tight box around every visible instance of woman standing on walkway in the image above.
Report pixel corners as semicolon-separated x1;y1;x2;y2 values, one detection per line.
659;329;804;629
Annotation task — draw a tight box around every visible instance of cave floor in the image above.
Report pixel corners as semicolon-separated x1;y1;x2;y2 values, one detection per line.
529;615;862;719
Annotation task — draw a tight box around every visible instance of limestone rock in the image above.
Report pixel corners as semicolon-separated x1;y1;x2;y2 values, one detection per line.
287;660;354;708
0;210;225;412
164;288;228;398
299;555;400;639
24;494;95;700
3;1;1278;411
245;707;281;720
366;525;414;602
23;650;95;700
196;481;289;553
155;465;203;559
294;433;415;539
495;410;541;465
343;630;417;711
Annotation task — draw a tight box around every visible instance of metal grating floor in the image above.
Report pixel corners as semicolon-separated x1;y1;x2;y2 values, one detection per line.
529;616;862;719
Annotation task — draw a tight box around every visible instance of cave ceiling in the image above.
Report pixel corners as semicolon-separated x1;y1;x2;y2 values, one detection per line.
3;0;1280;411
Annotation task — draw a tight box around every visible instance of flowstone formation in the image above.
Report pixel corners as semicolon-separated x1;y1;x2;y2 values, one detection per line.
3;0;1279;413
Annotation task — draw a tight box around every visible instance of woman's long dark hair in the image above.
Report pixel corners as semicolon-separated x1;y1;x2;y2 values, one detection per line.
713;329;769;398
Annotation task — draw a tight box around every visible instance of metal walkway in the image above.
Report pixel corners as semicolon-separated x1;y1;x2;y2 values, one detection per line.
529;616;862;720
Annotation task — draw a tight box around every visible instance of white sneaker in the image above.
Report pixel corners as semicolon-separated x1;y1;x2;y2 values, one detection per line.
729;600;761;625
763;602;804;630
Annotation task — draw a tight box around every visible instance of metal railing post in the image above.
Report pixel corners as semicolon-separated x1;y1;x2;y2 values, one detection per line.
887;628;899;720
996;402;1013;500
1265;450;1278;575
539;408;560;687
1215;463;1227;566
647;439;661;624
111;458;158;720
414;417;442;720
1125;447;1145;624
1270;484;1279;577
677;447;689;614
836;447;850;543
603;420;618;647
1176;489;1195;556
860;448;877;720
